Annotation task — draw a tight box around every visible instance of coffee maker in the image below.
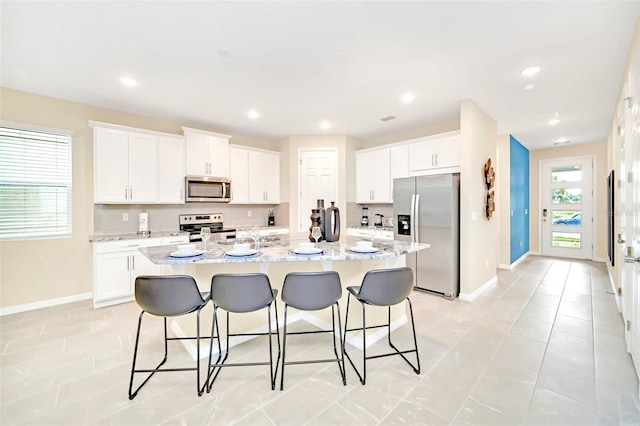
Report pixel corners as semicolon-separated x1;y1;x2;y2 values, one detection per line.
360;206;369;226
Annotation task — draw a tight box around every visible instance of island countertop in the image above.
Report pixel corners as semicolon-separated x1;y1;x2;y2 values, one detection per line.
139;233;429;265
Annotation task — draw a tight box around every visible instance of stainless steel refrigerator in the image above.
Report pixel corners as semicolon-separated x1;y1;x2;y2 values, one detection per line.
393;174;460;299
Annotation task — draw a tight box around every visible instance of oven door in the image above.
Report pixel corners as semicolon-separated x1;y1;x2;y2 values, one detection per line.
185;177;231;203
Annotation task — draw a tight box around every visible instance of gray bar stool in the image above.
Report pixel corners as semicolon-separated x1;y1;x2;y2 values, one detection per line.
343;267;420;384
280;271;346;390
206;273;281;392
128;275;211;399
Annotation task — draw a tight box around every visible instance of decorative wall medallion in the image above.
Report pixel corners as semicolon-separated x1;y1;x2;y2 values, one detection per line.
483;158;496;219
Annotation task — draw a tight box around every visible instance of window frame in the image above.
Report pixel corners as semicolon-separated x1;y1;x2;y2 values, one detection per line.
0;122;73;241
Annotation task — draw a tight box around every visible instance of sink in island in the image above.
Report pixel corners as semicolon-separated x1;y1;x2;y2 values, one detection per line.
138;233;430;359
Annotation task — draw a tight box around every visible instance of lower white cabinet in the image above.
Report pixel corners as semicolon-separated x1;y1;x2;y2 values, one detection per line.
93;235;188;308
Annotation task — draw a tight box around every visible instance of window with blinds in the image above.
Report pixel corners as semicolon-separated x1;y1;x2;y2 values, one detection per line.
0;126;72;240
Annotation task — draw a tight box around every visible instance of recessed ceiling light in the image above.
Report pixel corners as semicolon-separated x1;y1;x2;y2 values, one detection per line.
119;76;139;87
247;110;260;119
320;121;331;130
556;137;569;143
380;115;396;122
521;66;541;77
401;93;415;103
523;83;536;91
547;113;560;126
553;140;571;146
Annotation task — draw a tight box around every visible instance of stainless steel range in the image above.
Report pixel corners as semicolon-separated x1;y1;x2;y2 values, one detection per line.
179;213;236;243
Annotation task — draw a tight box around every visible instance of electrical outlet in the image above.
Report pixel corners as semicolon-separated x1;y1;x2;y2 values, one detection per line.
485;258;489;268
247;210;252;217
122;213;129;221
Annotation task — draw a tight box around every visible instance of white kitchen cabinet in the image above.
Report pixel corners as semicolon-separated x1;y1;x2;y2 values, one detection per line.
229;147;250;203
93;236;188;308
94;127;157;203
408;133;460;175
236;228;289;239
157;136;185;203
184;127;230;177
356;148;391;203
249;150;280;203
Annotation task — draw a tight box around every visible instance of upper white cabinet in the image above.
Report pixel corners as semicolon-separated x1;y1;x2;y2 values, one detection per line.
157;136;186;203
408;132;460;175
183;127;230;177
94;127;157;203
249;150;280;203
229;147;250;203
229;145;280;204
92;122;186;204
356;148;391;203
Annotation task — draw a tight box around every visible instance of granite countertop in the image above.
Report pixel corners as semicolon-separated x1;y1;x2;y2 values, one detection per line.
89;231;189;242
139;232;428;265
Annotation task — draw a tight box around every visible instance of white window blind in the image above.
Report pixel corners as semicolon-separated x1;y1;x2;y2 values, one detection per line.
0;126;72;240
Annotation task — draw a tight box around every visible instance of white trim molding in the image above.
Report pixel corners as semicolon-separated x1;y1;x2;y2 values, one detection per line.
0;293;93;317
459;275;498;302
498;252;530;270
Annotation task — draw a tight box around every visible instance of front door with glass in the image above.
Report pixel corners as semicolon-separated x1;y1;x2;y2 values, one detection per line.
541;158;594;259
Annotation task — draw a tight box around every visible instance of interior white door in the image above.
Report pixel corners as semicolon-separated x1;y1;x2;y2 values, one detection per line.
618;44;640;382
541;157;593;259
298;149;338;232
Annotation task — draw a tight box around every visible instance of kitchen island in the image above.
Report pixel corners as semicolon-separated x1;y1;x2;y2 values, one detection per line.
139;233;429;358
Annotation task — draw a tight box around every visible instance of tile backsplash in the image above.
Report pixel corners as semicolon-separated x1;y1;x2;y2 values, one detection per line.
94;203;289;235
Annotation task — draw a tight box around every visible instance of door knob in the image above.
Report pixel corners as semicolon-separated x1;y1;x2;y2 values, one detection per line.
625;256;640;263
618;234;626;244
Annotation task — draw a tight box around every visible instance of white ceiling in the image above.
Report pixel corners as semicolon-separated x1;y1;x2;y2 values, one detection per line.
1;1;638;150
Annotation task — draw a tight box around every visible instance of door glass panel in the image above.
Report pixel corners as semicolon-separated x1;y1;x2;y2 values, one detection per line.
552;210;582;226
551;188;582;204
551;166;582;183
552;231;581;248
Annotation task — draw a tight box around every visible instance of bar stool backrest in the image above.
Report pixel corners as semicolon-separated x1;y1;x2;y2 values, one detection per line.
282;271;342;311
356;267;414;306
135;275;206;317
211;273;275;313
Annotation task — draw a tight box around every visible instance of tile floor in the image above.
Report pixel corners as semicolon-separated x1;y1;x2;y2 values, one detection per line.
2;256;640;425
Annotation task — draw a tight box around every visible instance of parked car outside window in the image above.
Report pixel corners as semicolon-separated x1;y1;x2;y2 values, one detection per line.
553;212;581;225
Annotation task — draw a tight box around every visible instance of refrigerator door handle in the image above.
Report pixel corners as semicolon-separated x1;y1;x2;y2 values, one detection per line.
414;194;420;242
410;194;416;243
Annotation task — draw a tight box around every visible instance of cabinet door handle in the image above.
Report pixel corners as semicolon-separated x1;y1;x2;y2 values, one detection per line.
126;256;130;271
435;153;438;166
132;255;135;270
124;186;128;200
130;188;133;199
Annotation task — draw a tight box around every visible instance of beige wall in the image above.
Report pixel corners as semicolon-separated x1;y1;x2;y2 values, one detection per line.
0;88;272;309
497;134;512;267
361;118;460;150
529;141;608;260
459;100;499;296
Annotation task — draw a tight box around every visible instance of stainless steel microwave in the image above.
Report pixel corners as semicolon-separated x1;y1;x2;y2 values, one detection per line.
185;176;231;203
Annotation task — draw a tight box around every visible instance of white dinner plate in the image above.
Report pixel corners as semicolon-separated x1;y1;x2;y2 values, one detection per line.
293;248;323;255
169;249;205;258
348;246;379;253
226;249;259;257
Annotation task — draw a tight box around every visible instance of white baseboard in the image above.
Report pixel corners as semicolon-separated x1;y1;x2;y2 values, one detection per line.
0;293;93;317
171;310;408;360
459;275;498;302
593;256;607;263
497;252;530;270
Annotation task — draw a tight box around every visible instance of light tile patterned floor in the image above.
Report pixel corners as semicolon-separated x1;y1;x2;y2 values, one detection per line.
2;257;640;425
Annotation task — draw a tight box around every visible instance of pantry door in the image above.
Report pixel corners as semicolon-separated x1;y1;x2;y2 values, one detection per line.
298;149;338;232
540;157;594;259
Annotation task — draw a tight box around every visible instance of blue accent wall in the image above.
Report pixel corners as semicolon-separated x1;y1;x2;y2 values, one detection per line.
510;135;529;263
